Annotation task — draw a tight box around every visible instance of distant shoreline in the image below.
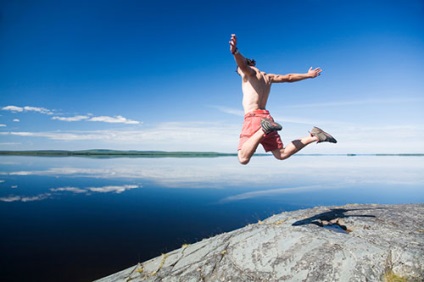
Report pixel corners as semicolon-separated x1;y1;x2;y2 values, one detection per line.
0;150;237;158
0;150;422;158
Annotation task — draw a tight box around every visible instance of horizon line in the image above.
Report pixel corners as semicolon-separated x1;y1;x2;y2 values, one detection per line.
0;150;422;158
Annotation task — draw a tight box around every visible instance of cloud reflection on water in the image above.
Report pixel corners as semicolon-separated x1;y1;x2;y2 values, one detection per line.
0;184;140;202
221;185;334;202
0;194;51;202
0;156;423;203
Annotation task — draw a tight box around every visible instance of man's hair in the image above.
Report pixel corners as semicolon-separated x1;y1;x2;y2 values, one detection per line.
235;58;256;75
246;58;256;66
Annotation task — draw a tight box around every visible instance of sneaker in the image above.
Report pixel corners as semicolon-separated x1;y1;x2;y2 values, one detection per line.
310;126;337;143
261;118;282;134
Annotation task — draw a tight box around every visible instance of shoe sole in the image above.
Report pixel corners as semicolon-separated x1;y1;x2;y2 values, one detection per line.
310;127;337;143
261;118;282;134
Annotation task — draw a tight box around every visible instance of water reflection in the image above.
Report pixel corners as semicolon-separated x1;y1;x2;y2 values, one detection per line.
0;155;423;282
0;185;140;202
1;155;423;202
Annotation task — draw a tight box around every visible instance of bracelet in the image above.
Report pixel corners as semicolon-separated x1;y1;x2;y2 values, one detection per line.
232;48;239;55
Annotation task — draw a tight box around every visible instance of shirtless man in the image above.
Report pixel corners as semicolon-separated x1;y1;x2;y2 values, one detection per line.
229;34;336;165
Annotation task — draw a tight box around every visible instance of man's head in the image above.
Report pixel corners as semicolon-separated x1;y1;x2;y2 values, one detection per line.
246;58;256;67
235;58;256;75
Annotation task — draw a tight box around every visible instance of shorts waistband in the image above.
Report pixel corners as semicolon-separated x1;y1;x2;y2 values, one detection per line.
244;109;270;117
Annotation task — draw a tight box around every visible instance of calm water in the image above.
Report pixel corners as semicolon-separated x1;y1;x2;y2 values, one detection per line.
0;155;423;281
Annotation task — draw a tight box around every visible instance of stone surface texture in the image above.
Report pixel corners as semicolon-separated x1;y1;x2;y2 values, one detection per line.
95;204;424;282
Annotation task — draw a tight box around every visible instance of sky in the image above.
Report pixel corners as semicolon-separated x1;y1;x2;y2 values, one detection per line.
0;0;423;154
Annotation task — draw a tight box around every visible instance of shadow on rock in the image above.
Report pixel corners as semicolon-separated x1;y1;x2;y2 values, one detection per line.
292;208;378;233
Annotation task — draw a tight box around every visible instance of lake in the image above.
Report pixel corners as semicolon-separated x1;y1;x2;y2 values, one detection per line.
0;155;423;281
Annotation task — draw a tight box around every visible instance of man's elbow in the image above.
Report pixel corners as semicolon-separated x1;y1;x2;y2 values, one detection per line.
286;74;306;83
287;74;295;82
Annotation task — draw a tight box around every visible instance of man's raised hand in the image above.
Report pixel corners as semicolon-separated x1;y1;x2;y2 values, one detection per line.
308;67;322;78
229;34;237;54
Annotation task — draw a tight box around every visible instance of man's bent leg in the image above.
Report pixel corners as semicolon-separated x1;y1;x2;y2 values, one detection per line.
272;134;317;160
238;128;265;165
238;118;282;165
272;127;336;161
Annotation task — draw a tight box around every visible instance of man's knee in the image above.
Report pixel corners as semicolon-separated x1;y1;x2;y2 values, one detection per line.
274;154;289;161
238;154;251;165
239;157;250;165
271;149;289;161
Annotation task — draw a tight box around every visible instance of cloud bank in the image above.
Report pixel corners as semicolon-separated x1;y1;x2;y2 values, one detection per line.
2;105;53;115
52;115;140;124
2;105;141;125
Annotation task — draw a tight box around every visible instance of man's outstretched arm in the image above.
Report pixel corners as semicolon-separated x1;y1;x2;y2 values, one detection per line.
269;67;322;83
229;34;255;77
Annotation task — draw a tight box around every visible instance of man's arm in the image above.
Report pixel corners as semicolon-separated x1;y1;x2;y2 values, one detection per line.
229;34;255;77
269;67;322;83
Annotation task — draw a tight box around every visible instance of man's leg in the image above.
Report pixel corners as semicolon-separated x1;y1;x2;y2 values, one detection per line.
238;128;265;165
272;134;317;160
238;118;282;165
272;127;337;160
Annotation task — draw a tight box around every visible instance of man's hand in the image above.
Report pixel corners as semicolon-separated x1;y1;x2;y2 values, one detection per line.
308;67;322;78
229;34;238;54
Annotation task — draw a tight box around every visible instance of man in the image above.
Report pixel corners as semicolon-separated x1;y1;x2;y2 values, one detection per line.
229;34;336;165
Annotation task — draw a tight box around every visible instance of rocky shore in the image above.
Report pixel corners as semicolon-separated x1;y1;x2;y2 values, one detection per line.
95;204;424;281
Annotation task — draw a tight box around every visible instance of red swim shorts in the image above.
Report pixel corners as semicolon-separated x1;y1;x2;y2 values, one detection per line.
238;109;283;152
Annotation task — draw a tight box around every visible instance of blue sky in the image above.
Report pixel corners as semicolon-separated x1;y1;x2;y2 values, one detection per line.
1;0;423;153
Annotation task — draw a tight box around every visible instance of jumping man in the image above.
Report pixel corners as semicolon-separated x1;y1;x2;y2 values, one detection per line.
229;34;337;165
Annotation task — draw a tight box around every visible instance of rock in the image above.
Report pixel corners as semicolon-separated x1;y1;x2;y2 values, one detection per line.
95;204;424;281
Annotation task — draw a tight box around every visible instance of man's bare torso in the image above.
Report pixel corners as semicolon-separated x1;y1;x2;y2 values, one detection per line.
241;67;272;114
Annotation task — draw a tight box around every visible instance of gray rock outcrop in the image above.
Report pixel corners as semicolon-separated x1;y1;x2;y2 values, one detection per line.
95;204;424;281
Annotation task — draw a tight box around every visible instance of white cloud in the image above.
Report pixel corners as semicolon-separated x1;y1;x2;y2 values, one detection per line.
0;121;239;151
51;114;141;124
2;105;53;115
0;131;114;142
23;106;53;115
52;115;89;122
1;118;423;153
0;124;6;127
13;119;20;122
88;115;140;124
7;171;34;175
2;105;140;125
4;132;39;137
2;106;23;112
